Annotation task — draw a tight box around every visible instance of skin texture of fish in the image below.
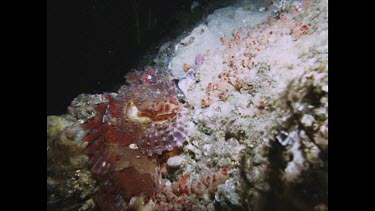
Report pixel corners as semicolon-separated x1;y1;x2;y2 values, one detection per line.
82;68;189;210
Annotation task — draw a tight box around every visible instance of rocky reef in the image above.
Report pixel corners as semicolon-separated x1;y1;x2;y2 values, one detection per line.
47;0;328;210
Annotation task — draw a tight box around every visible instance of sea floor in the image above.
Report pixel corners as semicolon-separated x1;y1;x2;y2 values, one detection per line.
47;0;328;210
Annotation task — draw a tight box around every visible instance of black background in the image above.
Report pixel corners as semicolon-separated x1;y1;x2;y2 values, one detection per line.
47;0;200;115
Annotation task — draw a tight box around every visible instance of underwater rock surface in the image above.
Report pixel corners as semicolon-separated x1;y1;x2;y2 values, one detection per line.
47;0;328;210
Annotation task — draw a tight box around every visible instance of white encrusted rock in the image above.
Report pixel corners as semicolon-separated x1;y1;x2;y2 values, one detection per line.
167;155;186;168
301;114;315;127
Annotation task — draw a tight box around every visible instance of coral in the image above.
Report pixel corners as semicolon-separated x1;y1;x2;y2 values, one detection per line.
47;115;90;178
79;198;96;211
47;114;97;210
170;0;327;210
200;95;212;108
243;143;271;191
217;178;243;208
67;169;97;199
166;155;186;168
47;0;328;210
276;67;328;181
68;93;116;124
194;54;205;66
269;41;328;209
292;23;311;40
155;168;229;211
183;63;192;72
178;69;196;98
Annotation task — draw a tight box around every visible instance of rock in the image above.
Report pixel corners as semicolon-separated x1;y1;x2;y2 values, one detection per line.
301;114;315;127
167;155;185;168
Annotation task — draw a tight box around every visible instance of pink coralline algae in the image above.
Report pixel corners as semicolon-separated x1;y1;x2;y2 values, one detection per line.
197;7;315;109
195;54;205;65
81;68;189;210
155;168;229;210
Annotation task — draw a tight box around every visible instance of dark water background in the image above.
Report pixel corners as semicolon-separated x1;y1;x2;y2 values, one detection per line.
47;0;233;116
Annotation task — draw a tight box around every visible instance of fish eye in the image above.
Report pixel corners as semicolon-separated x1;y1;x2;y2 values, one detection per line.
147;74;156;84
